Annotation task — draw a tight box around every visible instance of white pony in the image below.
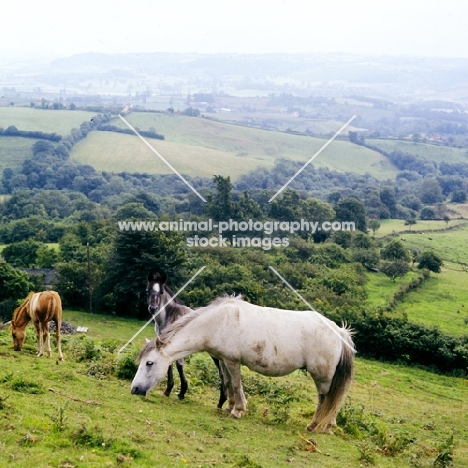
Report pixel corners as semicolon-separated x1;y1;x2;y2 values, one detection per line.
131;295;355;433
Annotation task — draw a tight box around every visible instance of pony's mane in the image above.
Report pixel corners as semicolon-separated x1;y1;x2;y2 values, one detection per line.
163;284;185;306
11;293;33;325
157;293;244;345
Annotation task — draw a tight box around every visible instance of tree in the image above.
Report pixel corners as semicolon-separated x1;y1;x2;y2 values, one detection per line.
0;262;31;302
368;219;381;237
381;239;410;262
420;178;443;204
417;251;443;273
2;240;42;267
335;197;367;232
420;207;436;220
206;175;235;221
380;260;410;281
36;245;60;268
104;229;188;317
451;190;467;203
380;187;396;217
269;189;301;221
351;248;380;269
114;203;155;221
352;232;374;249
404;219;417;230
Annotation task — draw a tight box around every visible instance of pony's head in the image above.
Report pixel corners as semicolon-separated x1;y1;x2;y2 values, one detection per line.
131;338;168;396
11;307;26;351
146;271;167;315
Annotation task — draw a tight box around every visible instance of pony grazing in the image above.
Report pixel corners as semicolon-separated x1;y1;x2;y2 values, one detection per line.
132;295;355;434
11;291;63;360
146;271;226;407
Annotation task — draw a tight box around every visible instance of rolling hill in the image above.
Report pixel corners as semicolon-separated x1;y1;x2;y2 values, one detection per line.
70;113;398;180
367;138;468;165
0;107;96;136
0;136;37;174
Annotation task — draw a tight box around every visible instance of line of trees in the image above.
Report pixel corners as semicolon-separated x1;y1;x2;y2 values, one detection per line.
0;126;61;141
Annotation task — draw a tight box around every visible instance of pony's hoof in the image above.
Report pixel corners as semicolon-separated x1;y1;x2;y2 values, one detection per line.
306;423;334;434
228;410;243;419
177;395;185;400
306;423;317;432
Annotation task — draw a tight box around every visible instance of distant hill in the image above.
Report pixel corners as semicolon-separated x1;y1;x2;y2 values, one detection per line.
367;138;468;165
70;113;397;180
0;107;96;136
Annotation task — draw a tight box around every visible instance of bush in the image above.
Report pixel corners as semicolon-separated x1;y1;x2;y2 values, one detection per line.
417;251;443;273
115;349;139;380
347;311;468;374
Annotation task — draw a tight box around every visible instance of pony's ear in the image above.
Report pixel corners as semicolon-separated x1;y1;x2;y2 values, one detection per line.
145;338;151;344
158;271;167;284
155;336;163;350
148;270;166;284
153;271;167;284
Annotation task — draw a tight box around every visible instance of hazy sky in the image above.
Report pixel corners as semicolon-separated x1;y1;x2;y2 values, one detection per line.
2;0;468;60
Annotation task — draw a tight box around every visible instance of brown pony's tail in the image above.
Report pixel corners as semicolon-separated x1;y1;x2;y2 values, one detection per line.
312;328;355;433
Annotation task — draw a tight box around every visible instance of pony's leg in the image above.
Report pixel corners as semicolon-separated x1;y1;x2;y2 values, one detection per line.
219;361;235;412
164;364;175;397
175;359;188;400
43;322;52;358
307;384;337;434
55;319;63;360
307;393;326;433
221;360;246;419
35;321;43;356
211;357;227;409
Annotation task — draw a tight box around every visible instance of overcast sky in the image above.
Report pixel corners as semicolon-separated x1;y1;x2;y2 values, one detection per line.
2;0;468;61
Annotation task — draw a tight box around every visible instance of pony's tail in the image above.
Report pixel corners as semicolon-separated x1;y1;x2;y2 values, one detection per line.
47;293;58;323
312;328;355;433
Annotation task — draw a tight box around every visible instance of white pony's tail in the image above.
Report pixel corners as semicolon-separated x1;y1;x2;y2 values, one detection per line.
311;328;355;433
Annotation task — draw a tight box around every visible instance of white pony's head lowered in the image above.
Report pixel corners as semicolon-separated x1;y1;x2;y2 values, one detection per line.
131;338;169;396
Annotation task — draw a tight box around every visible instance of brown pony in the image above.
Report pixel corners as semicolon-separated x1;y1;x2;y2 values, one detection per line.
11;291;63;360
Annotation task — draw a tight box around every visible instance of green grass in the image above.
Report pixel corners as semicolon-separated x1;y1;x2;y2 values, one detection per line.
70;113;398;180
394;268;468;335
390;224;468;264
0;311;466;467
375;218;468;237
365;270;419;310
0;107;96;136
367;138;468;165
0;136;36;173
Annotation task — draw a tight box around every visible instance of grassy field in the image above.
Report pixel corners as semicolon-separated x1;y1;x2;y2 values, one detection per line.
0;107;96;136
375;218;468;237
367;138;468;165
70;113;398;180
0;310;466;467
365;270;419;310
372;219;468;335
385;223;468;265
394;267;468;336
0;136;37;173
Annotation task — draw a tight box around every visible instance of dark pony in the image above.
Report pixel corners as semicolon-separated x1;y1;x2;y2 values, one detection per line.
147;271;226;407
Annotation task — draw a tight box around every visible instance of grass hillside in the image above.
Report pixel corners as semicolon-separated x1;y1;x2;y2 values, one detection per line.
367;138;468;164
394;267;468;336
70;113;398;180
0;107;96;136
372;220;468;336
0;311;466;467
375;218;468;238
0;136;37;173
379;221;468;265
